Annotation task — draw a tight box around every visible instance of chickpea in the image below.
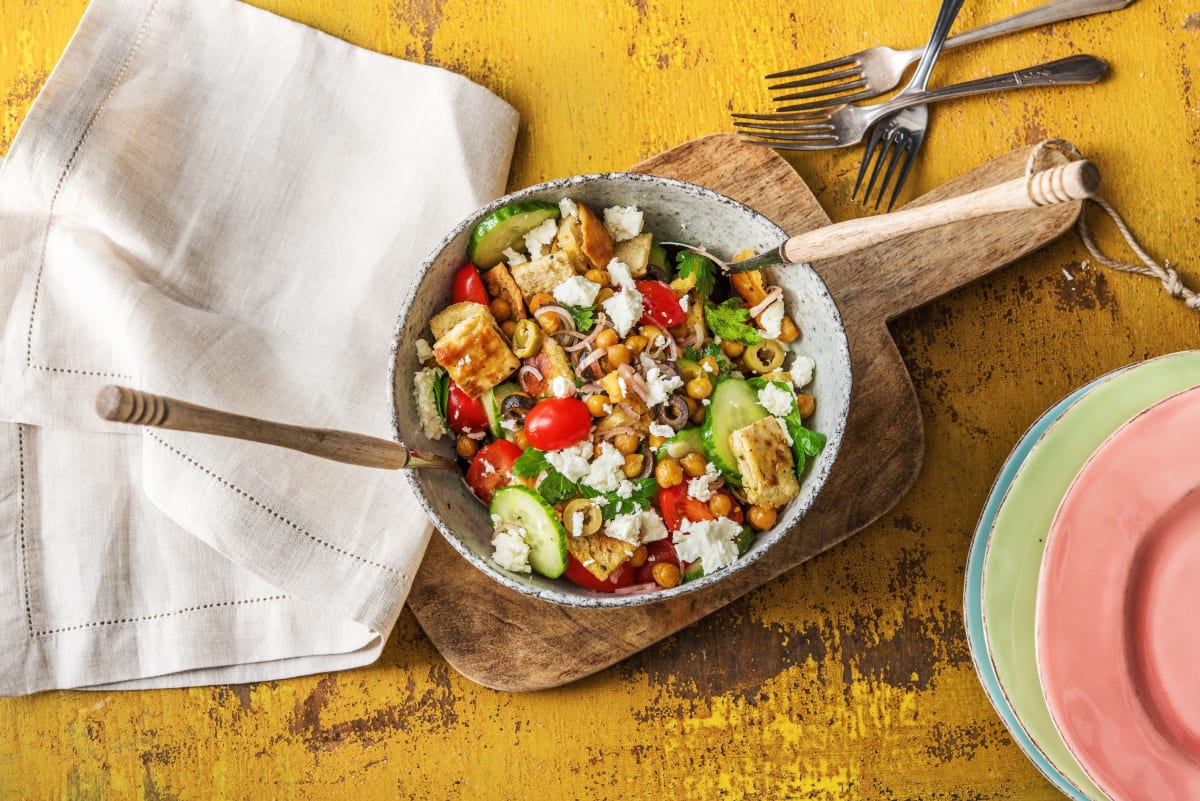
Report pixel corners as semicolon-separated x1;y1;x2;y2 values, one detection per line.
680;451;708;478
489;297;512;322
536;309;561;334
651;562;681;589
584;268;610;287
586;393;611;417
778;315;800;343
606;343;632;368
625;334;648;355
513;430;529;450
795;392;816;419
648;433;668;450
708;493;733;518
622;453;645;478
629;545;649;569
655;458;684;488
640;324;664;346
500;319;518;339
747;504;778;531
527;292;554;314
686;376;713;400
595;328;619;349
720;339;745;358
613;432;641;455
455;434;479;459
699;356;720;375
596;287;615;303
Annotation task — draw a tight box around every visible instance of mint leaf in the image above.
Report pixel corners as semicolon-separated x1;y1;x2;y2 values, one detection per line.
704;298;761;346
433;370;450;428
676;251;716;299
580;477;657;520
511;448;549;478
562;304;595;333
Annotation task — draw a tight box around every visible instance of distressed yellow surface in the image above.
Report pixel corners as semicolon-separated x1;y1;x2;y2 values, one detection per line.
1;0;1197;798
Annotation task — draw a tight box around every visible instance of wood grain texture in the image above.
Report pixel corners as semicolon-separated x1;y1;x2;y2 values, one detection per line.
404;135;1080;691
4;0;1199;799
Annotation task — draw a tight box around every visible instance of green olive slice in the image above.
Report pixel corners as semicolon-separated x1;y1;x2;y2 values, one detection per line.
743;339;785;374
511;318;543;359
562;498;603;537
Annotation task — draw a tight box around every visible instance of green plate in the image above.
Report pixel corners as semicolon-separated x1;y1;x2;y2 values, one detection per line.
980;350;1200;800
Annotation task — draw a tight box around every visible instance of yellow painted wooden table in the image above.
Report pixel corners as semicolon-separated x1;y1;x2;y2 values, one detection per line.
2;1;1196;798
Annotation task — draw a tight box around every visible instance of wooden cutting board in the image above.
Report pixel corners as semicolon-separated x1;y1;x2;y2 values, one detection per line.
404;134;1079;691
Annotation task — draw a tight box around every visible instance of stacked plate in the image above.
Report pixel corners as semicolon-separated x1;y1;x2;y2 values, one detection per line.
965;351;1200;801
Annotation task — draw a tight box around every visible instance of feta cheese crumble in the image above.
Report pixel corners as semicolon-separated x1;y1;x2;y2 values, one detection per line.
607;258;637;290
790;355;816;388
582;441;626;493
603;205;644;242
554;275;602;308
550;376;575;398
602;286;644;337
413;367;448;439
570;511;586;538
604;512;643;545
523;218;559;259
639;509;669;543
492;527;532;573
503;246;528;266
773;415;794;447
415;338;434;363
758;297;785;339
643;366;684;408
649;422;676;439
559;197;578;218
757;382;795;417
544;440;593;482
686;460;724;503
673;517;742;573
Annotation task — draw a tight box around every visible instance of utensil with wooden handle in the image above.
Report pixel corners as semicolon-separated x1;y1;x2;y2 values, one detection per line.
95;384;457;470
670;159;1099;273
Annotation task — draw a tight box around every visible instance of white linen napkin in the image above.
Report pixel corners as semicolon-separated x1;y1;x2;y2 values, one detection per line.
0;0;518;694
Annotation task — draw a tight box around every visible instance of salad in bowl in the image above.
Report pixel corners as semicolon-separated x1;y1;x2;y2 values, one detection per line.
401;182;840;599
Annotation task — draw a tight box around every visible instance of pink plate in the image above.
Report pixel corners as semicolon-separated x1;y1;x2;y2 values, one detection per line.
1037;384;1200;801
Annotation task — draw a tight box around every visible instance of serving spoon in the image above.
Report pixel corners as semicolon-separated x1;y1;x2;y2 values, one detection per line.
95;384;457;470
667;159;1099;273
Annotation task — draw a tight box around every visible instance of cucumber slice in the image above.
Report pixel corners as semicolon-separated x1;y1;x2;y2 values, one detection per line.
489;485;568;579
468;201;560;268
484;382;521;438
701;377;770;485
648;242;669;276
656;427;705;460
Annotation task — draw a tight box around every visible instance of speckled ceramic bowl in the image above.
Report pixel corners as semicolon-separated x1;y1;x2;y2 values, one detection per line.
389;173;852;607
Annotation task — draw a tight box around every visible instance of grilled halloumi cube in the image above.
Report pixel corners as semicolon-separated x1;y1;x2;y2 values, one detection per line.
613;232;652;278
554;214;589;273
481;263;526;320
565;532;634;581
432;310;519;398
576;202;614;270
729;417;799;509
430;301;489;341
521;336;573;398
510;251;575;298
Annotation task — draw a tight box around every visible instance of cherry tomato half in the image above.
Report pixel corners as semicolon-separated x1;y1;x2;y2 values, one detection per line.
446;381;489;434
636;280;686;328
657;483;715;534
452;262;490;305
523;397;591;451
563;554;634;592
465;439;523;504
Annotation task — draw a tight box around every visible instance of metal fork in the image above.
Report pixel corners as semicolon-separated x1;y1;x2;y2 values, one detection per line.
765;0;1135;112
852;0;963;212
734;55;1108;151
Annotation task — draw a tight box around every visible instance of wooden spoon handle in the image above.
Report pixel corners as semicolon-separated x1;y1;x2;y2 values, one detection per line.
95;385;457;471
780;159;1099;265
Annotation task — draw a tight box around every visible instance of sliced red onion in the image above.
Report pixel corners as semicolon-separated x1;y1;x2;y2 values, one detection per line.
518;365;544;394
536;304;576;331
578;382;604;394
613;582;662;596
618;363;651;404
565;326;601;353
748;286;783;318
577;347;606;374
616;402;640;420
599;425;639;440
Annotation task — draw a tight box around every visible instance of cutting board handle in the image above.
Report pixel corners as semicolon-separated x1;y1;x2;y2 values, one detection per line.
780;160;1098;265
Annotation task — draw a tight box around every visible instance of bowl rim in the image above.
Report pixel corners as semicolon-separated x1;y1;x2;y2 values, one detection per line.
388;170;852;608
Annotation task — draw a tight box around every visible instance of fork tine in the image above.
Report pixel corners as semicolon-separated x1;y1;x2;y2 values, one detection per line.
764;54;856;80
883;143;921;211
776;89;876;113
767;66;862;92
731;110;829;122
735;128;838;142
771;78;868;104
851;124;888;201
869;140;905;211
732;119;834;133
